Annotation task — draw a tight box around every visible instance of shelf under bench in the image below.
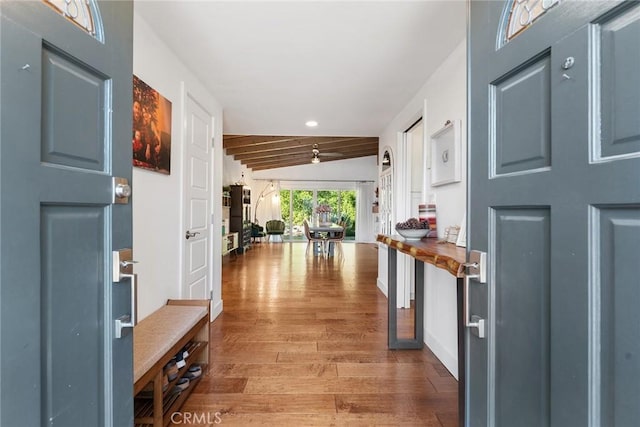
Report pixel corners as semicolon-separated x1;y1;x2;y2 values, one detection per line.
133;299;210;427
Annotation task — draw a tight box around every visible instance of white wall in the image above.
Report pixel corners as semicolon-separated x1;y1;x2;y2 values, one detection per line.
133;12;224;320
377;39;467;378
223;152;255;189
252;155;378;182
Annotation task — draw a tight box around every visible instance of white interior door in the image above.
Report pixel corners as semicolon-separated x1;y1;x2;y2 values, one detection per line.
182;89;213;300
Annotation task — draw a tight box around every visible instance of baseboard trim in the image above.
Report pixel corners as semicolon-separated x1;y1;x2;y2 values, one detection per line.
425;331;458;380
210;299;223;322
377;277;388;297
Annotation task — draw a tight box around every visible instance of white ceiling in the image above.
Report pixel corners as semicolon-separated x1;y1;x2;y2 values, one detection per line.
134;1;467;137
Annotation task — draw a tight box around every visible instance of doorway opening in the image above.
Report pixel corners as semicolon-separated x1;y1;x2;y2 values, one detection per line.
279;188;356;241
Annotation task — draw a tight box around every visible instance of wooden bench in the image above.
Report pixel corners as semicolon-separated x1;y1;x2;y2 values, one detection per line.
133;299;210;427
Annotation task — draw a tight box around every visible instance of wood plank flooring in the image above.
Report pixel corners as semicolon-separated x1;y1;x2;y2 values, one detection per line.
176;242;458;426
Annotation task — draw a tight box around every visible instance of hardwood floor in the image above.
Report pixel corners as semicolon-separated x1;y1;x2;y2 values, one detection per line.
177;242;458;426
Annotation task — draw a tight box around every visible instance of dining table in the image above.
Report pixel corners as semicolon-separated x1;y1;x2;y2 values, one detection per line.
308;222;344;256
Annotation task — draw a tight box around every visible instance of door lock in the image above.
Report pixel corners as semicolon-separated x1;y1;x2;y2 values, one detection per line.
112;177;131;204
561;56;575;70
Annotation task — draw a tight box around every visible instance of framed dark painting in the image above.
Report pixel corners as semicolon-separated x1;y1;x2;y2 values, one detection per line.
132;75;172;174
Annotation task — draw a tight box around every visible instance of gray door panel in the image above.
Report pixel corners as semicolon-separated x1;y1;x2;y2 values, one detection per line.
41;207;106;427
597;207;640;426
491;209;551;427
468;1;639;426
1;1;133;426
41;47;107;171
599;6;640;159
492;54;552;176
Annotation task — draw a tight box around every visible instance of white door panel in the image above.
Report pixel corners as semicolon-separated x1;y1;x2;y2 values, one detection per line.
183;91;212;300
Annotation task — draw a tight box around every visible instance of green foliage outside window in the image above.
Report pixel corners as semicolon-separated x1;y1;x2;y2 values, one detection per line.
280;189;356;239
340;191;356;237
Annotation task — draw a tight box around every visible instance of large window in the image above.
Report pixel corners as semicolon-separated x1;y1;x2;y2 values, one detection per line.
280;189;313;240
280;188;356;241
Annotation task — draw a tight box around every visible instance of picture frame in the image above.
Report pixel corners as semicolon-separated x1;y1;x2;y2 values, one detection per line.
456;214;467;247
446;225;460;244
132;75;172;175
430;119;461;186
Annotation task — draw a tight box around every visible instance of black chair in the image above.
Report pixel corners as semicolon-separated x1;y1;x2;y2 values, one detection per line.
251;222;266;242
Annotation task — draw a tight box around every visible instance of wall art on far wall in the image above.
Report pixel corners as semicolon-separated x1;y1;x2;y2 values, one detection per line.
132;75;172;174
430;119;461;186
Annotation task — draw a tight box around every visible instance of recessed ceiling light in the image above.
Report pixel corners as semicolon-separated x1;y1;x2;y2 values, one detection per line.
305;120;318;128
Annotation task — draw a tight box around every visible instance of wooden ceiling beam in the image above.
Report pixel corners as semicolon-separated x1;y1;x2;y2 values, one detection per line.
225;137;378;156
223;135;373;150
240;147;378;166
242;153;316;168
249;156;377;171
233;141;378;161
245;151;377;170
223;135;316;149
223;134;380;171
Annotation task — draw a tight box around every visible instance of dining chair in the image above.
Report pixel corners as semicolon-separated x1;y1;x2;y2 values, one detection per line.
303;219;326;257
325;221;346;256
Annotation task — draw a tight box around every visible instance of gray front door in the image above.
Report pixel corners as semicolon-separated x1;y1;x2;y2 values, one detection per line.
0;2;133;426
468;1;640;426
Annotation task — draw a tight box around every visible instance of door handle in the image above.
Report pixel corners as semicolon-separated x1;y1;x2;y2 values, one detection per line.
113;249;138;338
115;273;137;339
463;250;487;339
185;230;201;239
120;260;138;269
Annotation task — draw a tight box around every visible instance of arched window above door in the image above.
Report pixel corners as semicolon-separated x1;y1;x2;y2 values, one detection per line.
43;0;104;42
497;0;559;48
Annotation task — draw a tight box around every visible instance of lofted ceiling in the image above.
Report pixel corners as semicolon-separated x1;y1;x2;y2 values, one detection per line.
135;1;467;170
223;135;378;171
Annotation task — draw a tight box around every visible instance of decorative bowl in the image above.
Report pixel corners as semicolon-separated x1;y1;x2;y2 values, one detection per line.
396;228;429;240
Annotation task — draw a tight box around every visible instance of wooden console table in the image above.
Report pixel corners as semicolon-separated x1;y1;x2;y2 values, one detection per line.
376;234;466;425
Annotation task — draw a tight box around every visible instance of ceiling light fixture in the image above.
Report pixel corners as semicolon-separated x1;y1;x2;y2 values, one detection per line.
305;120;318;128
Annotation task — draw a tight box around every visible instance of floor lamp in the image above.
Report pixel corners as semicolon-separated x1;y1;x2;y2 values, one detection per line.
253;181;279;224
